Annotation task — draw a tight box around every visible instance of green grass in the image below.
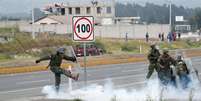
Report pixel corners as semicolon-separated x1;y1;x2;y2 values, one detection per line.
158;39;201;50
0;27;19;34
1;28;201;61
0;33;73;55
0;53;12;61
94;39;150;54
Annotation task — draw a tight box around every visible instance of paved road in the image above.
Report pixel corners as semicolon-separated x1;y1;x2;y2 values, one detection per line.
0;56;201;101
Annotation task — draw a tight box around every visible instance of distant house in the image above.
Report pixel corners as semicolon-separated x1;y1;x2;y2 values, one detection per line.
40;1;115;25
35;1;143;26
114;17;141;24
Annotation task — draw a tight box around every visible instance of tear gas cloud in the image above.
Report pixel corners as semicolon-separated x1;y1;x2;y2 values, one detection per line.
42;77;201;101
42;58;201;101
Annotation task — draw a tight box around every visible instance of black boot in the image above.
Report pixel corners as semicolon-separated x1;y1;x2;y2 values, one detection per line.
71;73;79;81
55;86;60;92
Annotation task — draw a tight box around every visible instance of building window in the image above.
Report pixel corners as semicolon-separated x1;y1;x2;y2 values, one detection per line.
97;7;101;14
75;7;80;14
61;8;65;15
68;8;72;14
40;23;47;25
106;7;111;14
86;7;91;14
51;23;58;24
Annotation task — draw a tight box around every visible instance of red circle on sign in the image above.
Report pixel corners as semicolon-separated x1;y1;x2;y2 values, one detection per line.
74;17;93;40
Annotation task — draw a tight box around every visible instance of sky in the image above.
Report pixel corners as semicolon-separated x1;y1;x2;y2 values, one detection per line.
0;0;201;14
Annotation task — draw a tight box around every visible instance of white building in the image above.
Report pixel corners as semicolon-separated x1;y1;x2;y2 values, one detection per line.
37;0;115;25
19;0;169;38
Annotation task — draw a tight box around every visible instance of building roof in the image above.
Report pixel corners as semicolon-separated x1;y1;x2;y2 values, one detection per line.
114;17;141;20
44;1;114;8
48;15;67;24
34;15;69;24
34;16;47;23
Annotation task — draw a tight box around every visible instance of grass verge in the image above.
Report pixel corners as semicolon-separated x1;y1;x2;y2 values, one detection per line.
0;56;145;74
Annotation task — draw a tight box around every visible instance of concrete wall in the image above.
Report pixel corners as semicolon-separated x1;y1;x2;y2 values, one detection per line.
19;24;72;34
0;21;28;27
95;24;169;39
19;24;169;39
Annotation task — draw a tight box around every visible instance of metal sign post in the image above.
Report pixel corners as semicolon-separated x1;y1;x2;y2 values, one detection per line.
83;42;87;88
72;16;94;89
68;65;72;91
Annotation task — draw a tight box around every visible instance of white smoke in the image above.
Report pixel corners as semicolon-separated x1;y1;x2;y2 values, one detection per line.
42;77;201;101
42;58;201;101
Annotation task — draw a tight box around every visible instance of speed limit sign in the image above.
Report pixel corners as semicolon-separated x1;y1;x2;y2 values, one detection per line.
73;16;94;42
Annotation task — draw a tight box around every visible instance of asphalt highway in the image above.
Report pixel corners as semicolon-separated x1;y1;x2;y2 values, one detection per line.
0;56;201;101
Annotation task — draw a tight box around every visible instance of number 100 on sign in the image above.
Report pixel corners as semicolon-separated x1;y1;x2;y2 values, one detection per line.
73;16;94;42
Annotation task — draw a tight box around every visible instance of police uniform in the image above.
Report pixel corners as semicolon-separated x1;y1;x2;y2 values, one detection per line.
158;50;176;86
176;56;190;89
36;48;78;91
146;45;160;79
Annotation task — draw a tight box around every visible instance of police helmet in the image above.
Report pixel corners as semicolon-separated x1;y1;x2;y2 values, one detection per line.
57;48;66;54
163;49;169;54
177;55;182;60
150;44;155;49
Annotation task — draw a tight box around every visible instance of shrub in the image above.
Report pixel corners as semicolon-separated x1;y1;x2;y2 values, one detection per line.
0;54;12;60
121;43;138;52
73;99;82;101
38;47;56;57
94;39;107;53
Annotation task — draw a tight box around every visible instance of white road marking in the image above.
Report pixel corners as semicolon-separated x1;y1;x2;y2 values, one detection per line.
0;87;42;94
0;59;200;96
16;79;51;85
122;68;146;73
84;62;146;72
0;71;49;77
116;81;146;88
0;62;146;78
74;73;146;85
0;73;146;94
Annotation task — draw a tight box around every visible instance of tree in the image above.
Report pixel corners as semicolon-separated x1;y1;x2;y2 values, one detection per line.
190;8;201;30
115;2;194;24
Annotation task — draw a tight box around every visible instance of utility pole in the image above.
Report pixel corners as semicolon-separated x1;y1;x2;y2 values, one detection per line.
133;22;135;39
32;0;35;39
169;0;172;33
164;0;172;33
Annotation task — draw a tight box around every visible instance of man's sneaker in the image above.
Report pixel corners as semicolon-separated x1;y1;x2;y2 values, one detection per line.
71;73;79;81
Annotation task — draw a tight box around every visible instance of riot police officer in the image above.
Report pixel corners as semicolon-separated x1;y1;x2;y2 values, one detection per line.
176;55;191;89
158;50;176;86
36;48;79;92
146;44;160;79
